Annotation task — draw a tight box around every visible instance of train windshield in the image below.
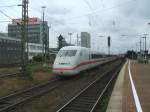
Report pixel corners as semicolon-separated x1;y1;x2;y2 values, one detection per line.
58;50;77;57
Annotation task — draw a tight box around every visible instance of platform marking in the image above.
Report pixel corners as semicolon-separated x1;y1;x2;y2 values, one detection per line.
128;60;143;112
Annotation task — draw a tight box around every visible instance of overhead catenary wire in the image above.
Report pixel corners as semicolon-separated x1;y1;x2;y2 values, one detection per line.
1;0;135;28
17;0;136;26
83;0;105;29
0;21;11;23
0;10;14;21
36;0;136;28
0;9;21;25
0;0;136;27
64;0;136;21
0;1;57;50
0;5;21;8
0;1;22;17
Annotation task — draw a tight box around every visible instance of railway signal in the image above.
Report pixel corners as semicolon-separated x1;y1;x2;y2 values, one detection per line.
108;36;111;55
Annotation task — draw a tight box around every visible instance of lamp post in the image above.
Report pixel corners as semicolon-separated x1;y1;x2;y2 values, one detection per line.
42;6;46;65
142;34;147;57
139;38;142;53
68;33;72;44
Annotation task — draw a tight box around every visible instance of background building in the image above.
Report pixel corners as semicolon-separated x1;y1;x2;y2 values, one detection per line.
0;32;8;37
26;43;43;60
0;34;21;66
0;33;43;66
81;32;91;48
8;17;49;59
8;17;49;45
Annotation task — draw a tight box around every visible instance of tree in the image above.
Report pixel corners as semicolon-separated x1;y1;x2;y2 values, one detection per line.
125;50;137;59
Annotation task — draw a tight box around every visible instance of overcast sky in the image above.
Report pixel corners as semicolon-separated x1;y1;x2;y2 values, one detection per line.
0;0;150;54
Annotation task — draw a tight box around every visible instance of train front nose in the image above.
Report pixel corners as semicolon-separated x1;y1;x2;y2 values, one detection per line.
53;59;77;75
53;60;70;73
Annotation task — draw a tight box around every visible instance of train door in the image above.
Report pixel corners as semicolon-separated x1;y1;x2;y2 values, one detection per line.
77;49;89;71
79;50;84;62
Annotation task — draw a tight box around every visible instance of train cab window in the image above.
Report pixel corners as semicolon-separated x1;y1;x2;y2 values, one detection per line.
67;50;77;56
58;50;77;57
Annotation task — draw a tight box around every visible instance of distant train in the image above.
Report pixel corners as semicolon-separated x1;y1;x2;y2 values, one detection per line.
53;46;116;77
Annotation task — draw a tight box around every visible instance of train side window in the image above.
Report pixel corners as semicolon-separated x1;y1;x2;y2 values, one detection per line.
91;54;103;59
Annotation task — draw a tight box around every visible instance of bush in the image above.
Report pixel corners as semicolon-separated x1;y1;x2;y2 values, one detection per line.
32;54;43;62
23;64;34;79
32;54;50;62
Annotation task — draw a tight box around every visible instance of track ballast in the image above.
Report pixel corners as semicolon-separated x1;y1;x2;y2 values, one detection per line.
56;63;122;112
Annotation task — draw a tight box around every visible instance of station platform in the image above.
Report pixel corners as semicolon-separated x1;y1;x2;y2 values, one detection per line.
106;60;150;112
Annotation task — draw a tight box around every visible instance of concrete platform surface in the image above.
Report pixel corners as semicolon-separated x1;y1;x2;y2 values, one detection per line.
106;61;127;112
130;60;150;112
107;60;150;112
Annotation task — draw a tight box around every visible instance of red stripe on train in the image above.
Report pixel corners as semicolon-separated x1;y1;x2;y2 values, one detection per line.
53;59;102;70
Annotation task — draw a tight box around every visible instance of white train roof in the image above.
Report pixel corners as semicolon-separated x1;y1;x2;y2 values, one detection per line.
60;46;89;50
59;46;105;55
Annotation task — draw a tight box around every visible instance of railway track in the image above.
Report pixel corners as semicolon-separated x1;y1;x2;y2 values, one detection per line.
0;72;20;78
0;58;119;79
56;63;122;112
0;78;61;112
0;59;124;112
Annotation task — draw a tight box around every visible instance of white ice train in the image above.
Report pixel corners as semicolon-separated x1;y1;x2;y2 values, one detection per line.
53;46;116;77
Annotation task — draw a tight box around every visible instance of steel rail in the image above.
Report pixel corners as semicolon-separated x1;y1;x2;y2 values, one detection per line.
56;63;122;112
90;66;121;112
0;58;123;112
56;71;108;112
0;72;20;78
0;79;59;112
